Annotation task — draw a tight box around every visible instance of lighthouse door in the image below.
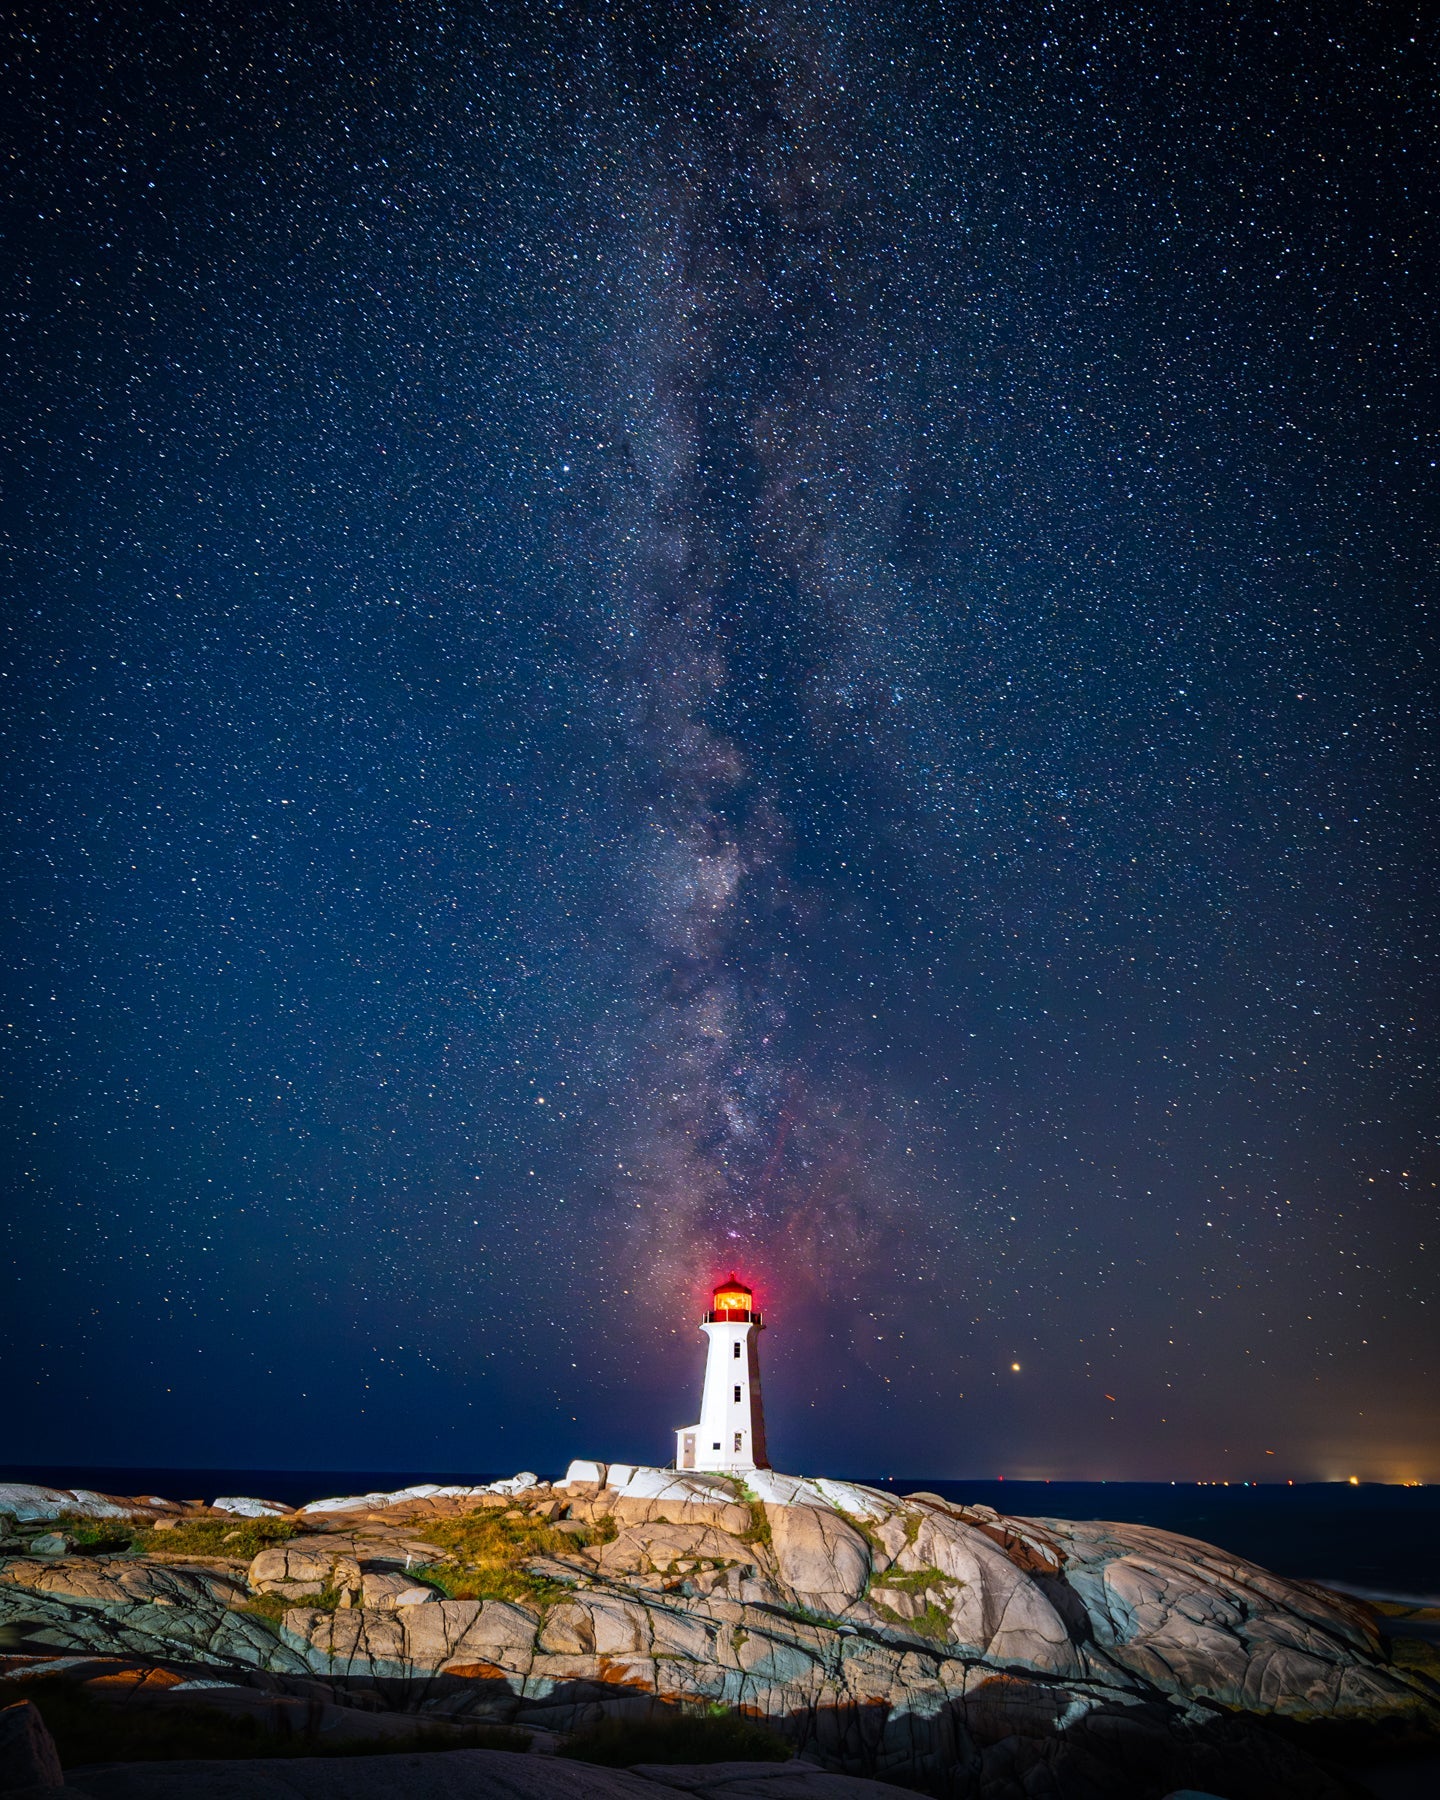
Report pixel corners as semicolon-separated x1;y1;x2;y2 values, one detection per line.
682;1433;696;1470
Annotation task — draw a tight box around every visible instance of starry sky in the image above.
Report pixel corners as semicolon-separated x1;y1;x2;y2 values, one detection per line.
3;0;1437;1483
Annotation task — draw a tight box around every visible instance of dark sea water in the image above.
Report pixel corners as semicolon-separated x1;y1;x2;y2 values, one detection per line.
4;1466;1437;1602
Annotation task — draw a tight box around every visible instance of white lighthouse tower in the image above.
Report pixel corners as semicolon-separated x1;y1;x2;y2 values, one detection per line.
675;1276;770;1473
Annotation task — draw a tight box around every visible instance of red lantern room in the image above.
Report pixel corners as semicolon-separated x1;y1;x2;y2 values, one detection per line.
707;1276;755;1323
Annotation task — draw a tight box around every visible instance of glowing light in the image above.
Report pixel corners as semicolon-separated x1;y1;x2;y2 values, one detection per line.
1011;1362;1021;1372
1349;1475;1360;1486
710;1275;753;1320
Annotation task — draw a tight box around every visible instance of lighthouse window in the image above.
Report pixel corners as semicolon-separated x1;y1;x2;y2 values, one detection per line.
733;1432;743;1452
712;1442;721;1451
732;1342;741;1359
733;1384;742;1402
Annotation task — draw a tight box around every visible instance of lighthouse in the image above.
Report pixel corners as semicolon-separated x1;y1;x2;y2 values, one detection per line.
675;1276;770;1473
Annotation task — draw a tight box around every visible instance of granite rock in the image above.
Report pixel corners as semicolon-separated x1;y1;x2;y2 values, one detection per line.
247;1546;362;1605
0;1698;63;1791
1;1467;1434;1800
0;1486;181;1526
764;1507;870;1616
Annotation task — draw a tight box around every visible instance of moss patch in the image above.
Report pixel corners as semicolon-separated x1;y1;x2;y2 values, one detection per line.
236;1593;290;1630
408;1508;606;1608
131;1517;300;1563
868;1566;957;1641
1391;1635;1440;1684
238;1584;348;1629
870;1565;953;1596
51;1515;138;1556
736;1490;773;1550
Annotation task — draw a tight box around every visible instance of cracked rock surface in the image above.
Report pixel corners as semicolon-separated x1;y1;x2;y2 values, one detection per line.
2;1468;1435;1799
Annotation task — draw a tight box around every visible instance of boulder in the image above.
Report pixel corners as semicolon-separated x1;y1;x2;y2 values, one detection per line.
561;1459;607;1487
906;1497;1067;1578
359;1570;436;1609
765;1505;871;1614
0;1484;164;1524
0;1699;63;1791
487;1473;540;1496
610;1470;753;1536
893;1508;1082;1676
749;1473;894;1525
586;1522;756;1579
298;1484;509;1516
212;1496;290;1518
247;1546;362;1604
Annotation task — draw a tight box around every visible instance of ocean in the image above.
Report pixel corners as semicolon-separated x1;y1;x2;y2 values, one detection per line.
4;1466;1437;1602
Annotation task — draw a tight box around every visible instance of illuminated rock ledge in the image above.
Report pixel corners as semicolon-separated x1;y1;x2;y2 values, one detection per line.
2;1469;1436;1800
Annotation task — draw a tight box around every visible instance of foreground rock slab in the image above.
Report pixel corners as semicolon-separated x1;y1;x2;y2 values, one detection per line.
69;1750;915;1800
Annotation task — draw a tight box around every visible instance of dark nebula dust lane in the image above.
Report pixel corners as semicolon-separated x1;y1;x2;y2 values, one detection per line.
1;1;1437;1482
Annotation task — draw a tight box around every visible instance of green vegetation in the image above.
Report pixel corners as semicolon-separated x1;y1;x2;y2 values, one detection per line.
1346;1603;1440;1690
51;1515;137;1556
782;1604;845;1631
559;1709;790;1767
408;1507;610;1608
737;1488;773;1549
132;1516;300;1562
47;1512;302;1563
238;1583;348;1629
237;1592;292;1630
1392;1635;1440;1684
867;1566;957;1642
869;1565;952;1596
852;1518;885;1558
17;1675;526;1767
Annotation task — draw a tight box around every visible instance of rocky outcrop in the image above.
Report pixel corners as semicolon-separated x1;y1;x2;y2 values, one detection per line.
0;1697;63;1790
765;1506;870;1617
298;1476;540;1517
1;1467;1435;1800
0;1486;184;1526
247;1545;362;1605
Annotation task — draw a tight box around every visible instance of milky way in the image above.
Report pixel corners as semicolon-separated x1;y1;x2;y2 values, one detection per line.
2;1;1437;1481
586;10;949;1322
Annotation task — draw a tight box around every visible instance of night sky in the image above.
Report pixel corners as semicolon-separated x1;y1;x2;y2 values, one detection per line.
3;1;1437;1485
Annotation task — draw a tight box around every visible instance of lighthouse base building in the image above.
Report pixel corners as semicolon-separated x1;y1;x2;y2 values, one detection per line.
676;1277;769;1473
